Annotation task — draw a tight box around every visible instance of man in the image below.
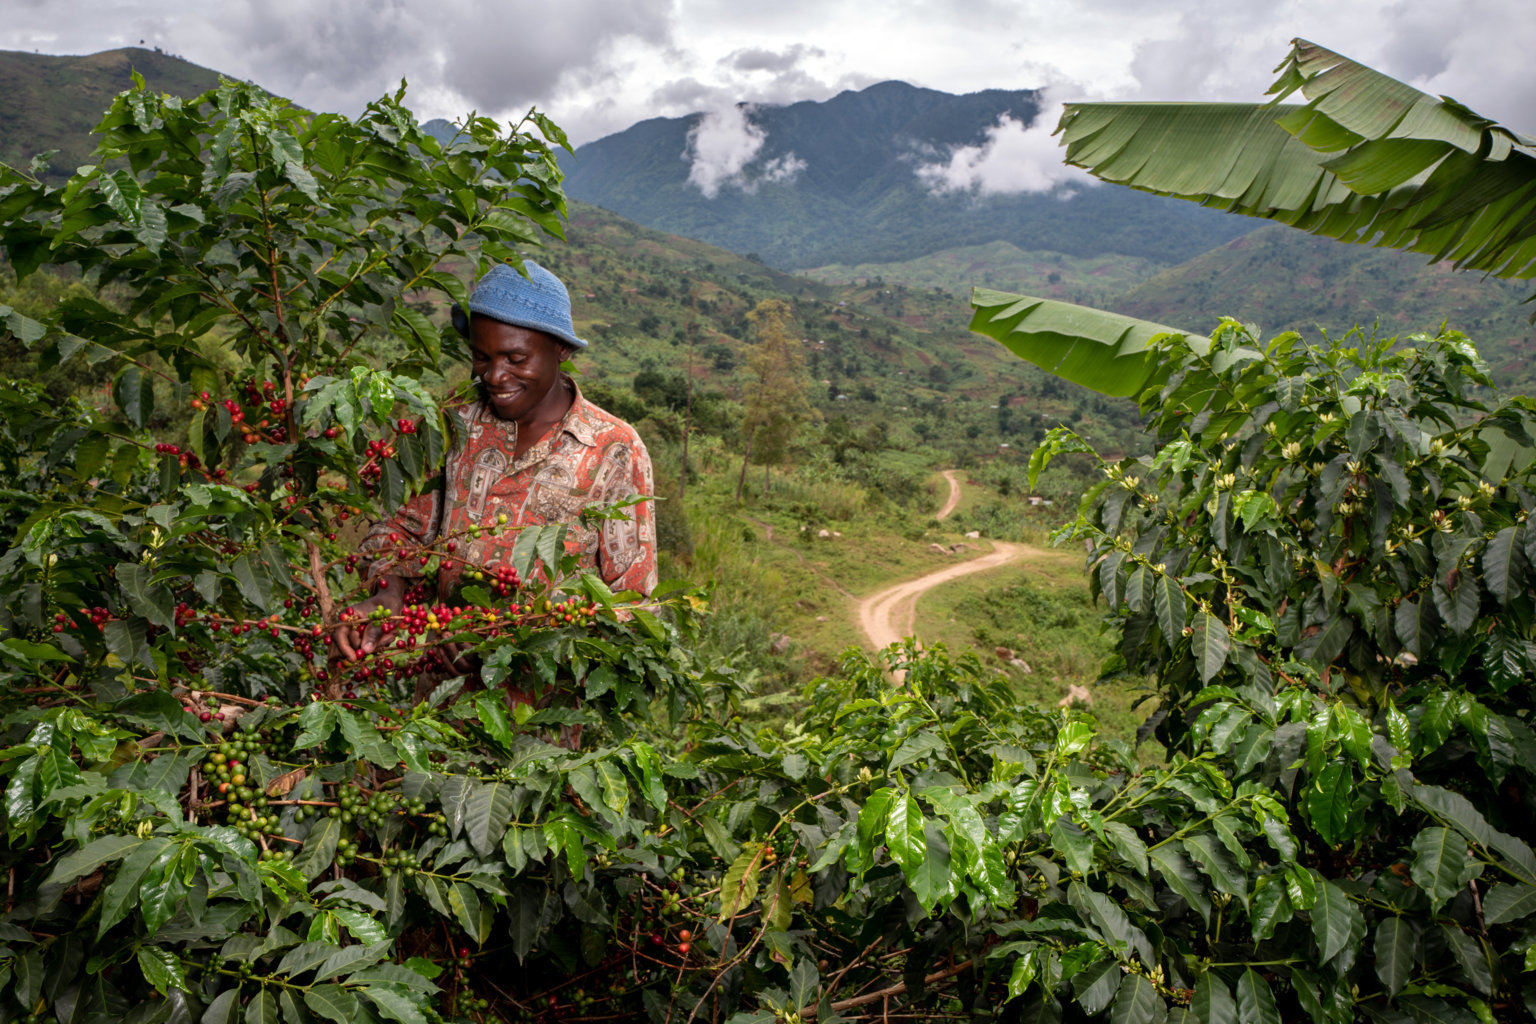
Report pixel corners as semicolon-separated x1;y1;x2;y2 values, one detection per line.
334;261;657;662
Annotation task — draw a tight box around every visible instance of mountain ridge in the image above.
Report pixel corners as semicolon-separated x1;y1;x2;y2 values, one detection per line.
559;80;1255;270
0;47;226;180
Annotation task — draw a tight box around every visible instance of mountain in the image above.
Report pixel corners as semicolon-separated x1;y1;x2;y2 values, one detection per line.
560;81;1255;271
0;48;225;181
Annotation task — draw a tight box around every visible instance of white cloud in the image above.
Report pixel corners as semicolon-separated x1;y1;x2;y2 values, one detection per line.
761;152;807;185
913;92;1095;197
685;105;767;198
683;105;808;197
2;0;1533;146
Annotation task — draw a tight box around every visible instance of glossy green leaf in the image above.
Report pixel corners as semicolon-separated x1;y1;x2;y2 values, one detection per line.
1410;827;1482;909
99;839;171;937
1306;762;1355;847
1149;844;1212;925
885;791;927;878
1311;880;1364;964
1072;959;1122;1017
907;821;952;913
116;562;175;630
1058;39;1536;280
1190;972;1236;1024
1482;527;1522;605
202;987;241;1024
137;947;188;995
464;781;514;858
1482;883;1536;924
970;288;1208;399
1192;613;1230;682
1105;822;1149;875
437;775;475;839
1251;874;1294;940
245;990;278;1024
46;835;143;886
1110;974;1161;1024
295;817;340;881
1183;834;1248;905
1154;574;1187;650
1373;917;1416;996
363;986;429;1024
1234;969;1279;1024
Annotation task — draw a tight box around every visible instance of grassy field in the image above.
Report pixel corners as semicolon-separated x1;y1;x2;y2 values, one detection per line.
910;550;1157;751
666;455;1158;753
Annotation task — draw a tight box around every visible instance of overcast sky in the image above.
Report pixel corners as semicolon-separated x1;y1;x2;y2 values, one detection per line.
5;0;1533;196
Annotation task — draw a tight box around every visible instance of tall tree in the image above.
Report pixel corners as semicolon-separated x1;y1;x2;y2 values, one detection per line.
735;298;812;504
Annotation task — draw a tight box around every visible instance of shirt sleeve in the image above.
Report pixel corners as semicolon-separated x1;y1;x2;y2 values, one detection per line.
596;436;659;596
358;484;443;585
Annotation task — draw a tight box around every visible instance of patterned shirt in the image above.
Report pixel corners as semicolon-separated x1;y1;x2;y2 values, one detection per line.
360;378;657;596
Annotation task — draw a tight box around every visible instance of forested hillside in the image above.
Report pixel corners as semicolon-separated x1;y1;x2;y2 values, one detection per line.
1112;224;1536;390
0;47;224;180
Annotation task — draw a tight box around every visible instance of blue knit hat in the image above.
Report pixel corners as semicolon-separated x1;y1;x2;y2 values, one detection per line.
450;261;588;350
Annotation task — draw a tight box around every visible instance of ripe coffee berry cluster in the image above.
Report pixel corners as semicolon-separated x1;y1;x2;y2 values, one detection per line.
182;690;228;723
52;607;110;633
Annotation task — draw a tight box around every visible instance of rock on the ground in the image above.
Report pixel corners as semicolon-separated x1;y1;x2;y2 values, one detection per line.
1056;683;1092;706
769;633;792;655
817;529;831;538
965;530;980;539
1009;658;1033;674
928;543;949;553
994;646;1014;659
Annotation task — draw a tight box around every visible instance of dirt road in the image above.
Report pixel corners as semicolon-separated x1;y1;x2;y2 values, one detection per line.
936;470;963;520
857;540;1030;651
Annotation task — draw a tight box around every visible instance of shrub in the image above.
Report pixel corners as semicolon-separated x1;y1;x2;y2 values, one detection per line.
1032;321;1536;1022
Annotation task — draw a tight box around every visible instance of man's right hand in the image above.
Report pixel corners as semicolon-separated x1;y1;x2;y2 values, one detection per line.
333;575;406;662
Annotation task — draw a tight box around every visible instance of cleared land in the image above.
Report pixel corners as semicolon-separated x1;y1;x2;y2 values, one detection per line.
857;540;1034;651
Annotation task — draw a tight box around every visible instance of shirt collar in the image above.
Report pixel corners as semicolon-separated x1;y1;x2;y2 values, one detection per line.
463;375;595;448
557;376;598;448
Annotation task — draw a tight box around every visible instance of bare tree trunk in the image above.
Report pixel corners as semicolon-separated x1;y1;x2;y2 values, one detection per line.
681;291;695;507
735;430;754;505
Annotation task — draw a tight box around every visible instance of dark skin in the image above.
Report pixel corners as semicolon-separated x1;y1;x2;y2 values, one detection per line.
333;316;574;664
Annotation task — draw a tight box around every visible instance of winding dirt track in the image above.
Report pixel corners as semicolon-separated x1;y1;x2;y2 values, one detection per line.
936;470;963;520
857;540;1031;652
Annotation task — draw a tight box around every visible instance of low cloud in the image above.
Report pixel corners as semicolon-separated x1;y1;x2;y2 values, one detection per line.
721;43;825;74
686;105;766;198
913;90;1094;197
761;152;807;184
684;104;807;197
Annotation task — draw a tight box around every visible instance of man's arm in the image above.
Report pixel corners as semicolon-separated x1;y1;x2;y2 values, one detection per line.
334;486;442;661
596;439;659;596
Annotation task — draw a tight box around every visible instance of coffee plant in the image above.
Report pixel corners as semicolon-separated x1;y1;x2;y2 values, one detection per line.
1031;321;1536;1022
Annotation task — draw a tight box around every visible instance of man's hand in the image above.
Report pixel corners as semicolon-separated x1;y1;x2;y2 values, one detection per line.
430;640;476;677
333;575;406;662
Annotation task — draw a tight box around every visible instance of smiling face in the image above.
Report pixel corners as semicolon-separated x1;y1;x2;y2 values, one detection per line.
469;316;572;427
